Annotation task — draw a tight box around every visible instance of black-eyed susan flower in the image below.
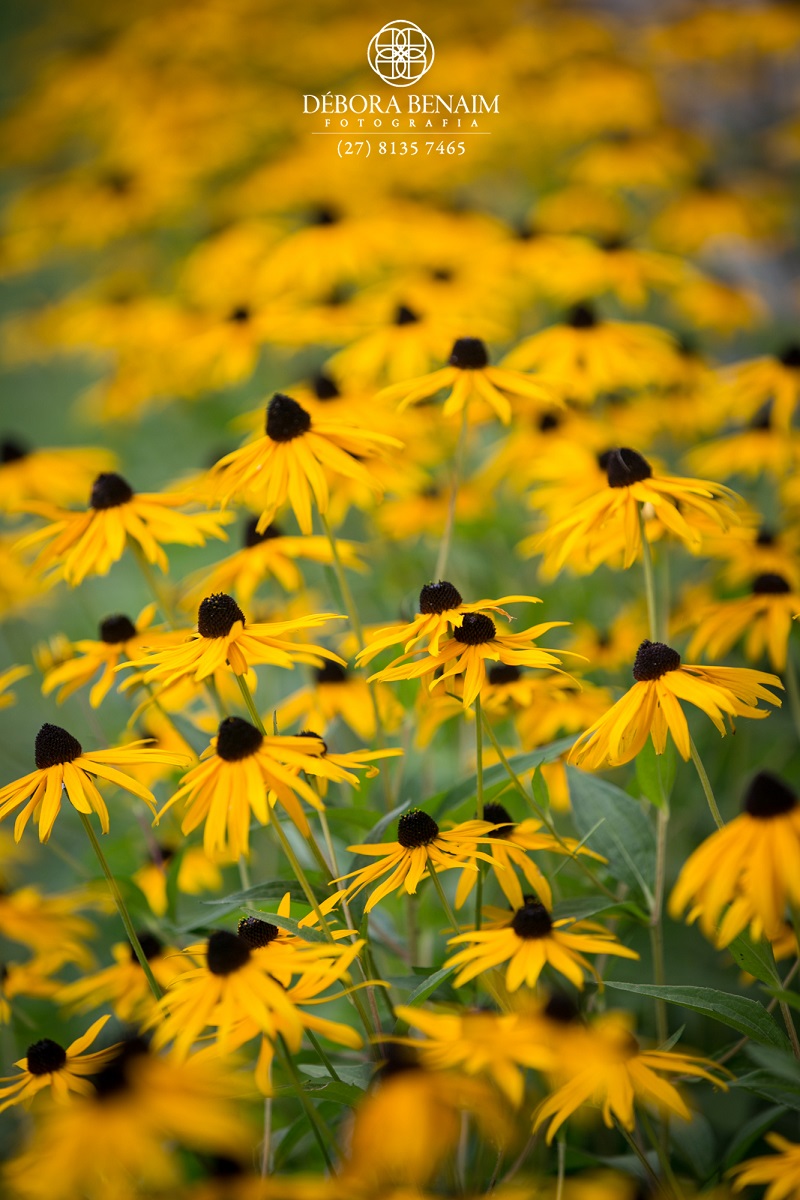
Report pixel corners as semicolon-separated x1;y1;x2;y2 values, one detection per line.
729;1133;800;1199
158;717;351;855
0;885;99;966
4;1038;253;1199
0;723;190;842
686;574;798;671
569;639;782;770
390;1004;555;1106
152;925;359;1060
536;447;743;574
454;801;605;911
376;336;563;426
291;728;402;798
670;771;800;945
0;664;30;709
207;392;401;535
132;842;223;916
0;438;116;512
57;934;189;1025
502;304;680;403
357;581;540;666
180;516;366;609
684;407;800;482
0;1015;120;1112
720;344;800;431
41;605;175;707
370;611;571;709
0;958;62;1024
331;810;500;913
276;661;403;740
123;592;344;689
445;898;638;991
17;472;230;586
534;1011;728;1140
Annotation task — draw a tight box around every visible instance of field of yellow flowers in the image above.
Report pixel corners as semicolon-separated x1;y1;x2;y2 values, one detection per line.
2;1;800;1197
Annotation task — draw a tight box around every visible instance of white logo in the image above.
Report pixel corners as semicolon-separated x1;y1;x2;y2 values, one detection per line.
368;20;434;88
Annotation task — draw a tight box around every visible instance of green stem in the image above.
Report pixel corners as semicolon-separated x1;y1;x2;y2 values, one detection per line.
259;1096;272;1176
427;854;460;937
235;672;265;733
435;402;469;580
555;1135;566;1200
474;694;484;932
650;807;669;1047
615;1121;661;1193
639;1109;684;1198
785;647;800;742
689;736;724;829
205;676;228;720
638;506;659;642
276;1035;336;1173
129;539;178;629
306;1030;341;1081
79;813;162;1000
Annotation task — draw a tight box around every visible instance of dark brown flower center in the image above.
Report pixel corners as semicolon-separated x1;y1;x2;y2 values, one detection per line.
90;472;134;509
484;801;515;838
228;305;251;323
99;614;137;644
394;304;420;326
265;393;312;442
454;613;496;645
449;337;489;370
314;661;348;684
206;930;251;976
244;518;281;547
35;723;83;770
605;448;653;488
27;1038;67;1075
1;438;28;464
312;373;340;400
543;992;580;1024
237;916;280;947
743;771;797;819
566;303;597;329
511;900;553;939
488;664;521;686
779;343;800;368
216;717;263;762
92;1038;149;1098
752;573;791;595
397;809;439;848
131;932;163;962
197;593;245;638
632;640;681;682
419;581;462;614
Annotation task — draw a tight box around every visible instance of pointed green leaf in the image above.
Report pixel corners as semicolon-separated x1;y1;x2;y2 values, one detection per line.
604;981;791;1050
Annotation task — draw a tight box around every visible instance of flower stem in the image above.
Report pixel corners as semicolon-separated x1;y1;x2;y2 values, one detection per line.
259;1095;272;1176
639;1109;684;1198
276;1034;337;1173
236;672;266;733
638;507;659;641
474;694;484;932
689;736;724;829
784;646;800;741
205;676;228;720
129;539;178;628
79;812;162;1000
435;403;469;580
427;853;460;937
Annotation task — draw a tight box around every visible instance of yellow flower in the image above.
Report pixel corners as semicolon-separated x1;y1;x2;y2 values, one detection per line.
569;639;782;770
502;304;679;403
535;447;742;574
391;1004;555;1106
275;661;404;740
0;886;98;967
0;958;61;1024
534;1011;728;1140
41;604;175;707
57;935;190;1025
454;800;604;911
17;472;230;586
0;722;190;842
0;1015;120;1113
0;665;30;710
180;516;366;609
686;573;798;670
331;810;499;913
684;416;800;482
132;842;223;916
122;592;344;688
152;923;360;1060
670;770;800;945
729;1133;800;1199
0;439;116;512
370;611;570;710
357;581;539;665
207;392;401;535
158;717;350;855
721;344;800;430
377;336;563;426
445;899;638;992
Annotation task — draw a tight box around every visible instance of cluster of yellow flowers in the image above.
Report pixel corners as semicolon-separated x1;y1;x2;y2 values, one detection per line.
2;1;800;1198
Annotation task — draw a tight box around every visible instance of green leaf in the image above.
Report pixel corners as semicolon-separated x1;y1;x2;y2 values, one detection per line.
204;881;312;909
301;1063;371;1089
669;1112;715;1181
551;895;639;924
323;806;381;833
430;737;575;815
604;981;791;1049
531;765;550;812
720;1104;786;1172
275;1078;363;1106
635;737;676;809
402;965;457;1008
567;767;656;905
240;908;329;943
731;1071;800;1113
727;932;781;987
